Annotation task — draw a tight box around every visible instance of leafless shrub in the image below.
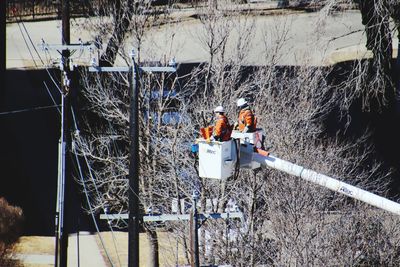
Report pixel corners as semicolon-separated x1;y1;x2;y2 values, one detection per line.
0;198;23;267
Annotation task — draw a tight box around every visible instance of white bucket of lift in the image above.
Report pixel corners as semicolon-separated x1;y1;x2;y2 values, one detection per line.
198;139;237;179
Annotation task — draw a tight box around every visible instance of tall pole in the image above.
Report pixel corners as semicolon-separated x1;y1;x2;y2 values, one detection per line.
87;58;176;267
55;1;70;266
191;191;200;267
56;50;71;267
128;52;140;267
61;0;70;45
54;83;66;267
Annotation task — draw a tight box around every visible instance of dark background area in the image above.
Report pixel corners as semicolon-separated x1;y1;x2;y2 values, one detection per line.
0;69;93;236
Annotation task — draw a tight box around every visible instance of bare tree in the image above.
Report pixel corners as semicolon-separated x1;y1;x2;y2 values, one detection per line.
318;0;400;111
71;1;400;266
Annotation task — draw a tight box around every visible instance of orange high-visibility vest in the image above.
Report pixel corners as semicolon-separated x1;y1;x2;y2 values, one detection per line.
238;108;257;132
214;114;231;141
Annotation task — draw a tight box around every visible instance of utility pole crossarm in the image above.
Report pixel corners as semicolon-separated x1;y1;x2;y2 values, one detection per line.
88;66;177;73
41;44;96;51
99;212;243;222
88;66;130;72
140;66;176;73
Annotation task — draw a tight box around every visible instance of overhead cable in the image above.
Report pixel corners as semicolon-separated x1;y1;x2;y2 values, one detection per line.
0;104;60;116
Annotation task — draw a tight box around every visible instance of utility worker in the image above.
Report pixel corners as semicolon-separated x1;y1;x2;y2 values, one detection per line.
212;106;232;142
235;98;257;133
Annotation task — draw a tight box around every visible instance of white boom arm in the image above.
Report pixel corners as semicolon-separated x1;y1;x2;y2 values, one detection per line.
253;153;400;216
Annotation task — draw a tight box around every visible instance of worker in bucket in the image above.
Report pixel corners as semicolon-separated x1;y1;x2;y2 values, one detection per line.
235;98;257;133
212;106;232;142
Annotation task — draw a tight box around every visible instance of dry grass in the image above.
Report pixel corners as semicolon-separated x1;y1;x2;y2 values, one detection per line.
14;236;54;255
96;231;189;267
13;236;53;267
15;232;189;267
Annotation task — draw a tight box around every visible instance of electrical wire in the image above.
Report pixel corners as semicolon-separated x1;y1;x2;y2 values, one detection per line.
17;22;38;68
16;17;189;265
0;104;60;116
16;17;121;266
20;21;45;65
18;17;63;94
71;107;123;267
15;15;63;112
8;17;61;115
71;143;116;267
43;81;61;114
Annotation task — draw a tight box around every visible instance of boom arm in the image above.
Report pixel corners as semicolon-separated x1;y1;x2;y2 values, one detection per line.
253;153;400;216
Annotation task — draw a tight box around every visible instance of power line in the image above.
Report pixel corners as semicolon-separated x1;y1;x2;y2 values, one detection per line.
19;17;121;265
43;81;61;114
71;107;122;267
17;18;63;94
71;107;124;263
17;22;38;67
0;104;60;116
15;13;121;266
71;143;116;267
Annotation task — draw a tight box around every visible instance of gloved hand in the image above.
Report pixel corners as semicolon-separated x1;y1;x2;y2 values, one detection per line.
243;126;249;133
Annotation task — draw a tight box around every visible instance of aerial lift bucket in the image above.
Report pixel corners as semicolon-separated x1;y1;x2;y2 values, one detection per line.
197;138;237;180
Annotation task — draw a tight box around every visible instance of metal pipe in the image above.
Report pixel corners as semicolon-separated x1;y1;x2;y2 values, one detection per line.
253;153;400;216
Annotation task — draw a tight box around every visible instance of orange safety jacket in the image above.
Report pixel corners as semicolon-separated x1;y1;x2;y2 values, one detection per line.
213;114;232;141
238;107;257;132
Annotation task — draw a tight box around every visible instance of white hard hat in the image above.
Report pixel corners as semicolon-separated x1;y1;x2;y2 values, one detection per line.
214;106;224;113
237;98;247;107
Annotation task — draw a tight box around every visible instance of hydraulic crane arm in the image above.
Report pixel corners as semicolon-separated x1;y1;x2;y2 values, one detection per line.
197;129;400;216
252;153;400;216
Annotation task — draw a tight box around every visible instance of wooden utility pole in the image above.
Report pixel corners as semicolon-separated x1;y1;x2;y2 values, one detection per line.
61;0;70;45
56;1;70;266
44;41;94;267
88;61;176;267
191;192;200;267
128;52;140;267
55;50;71;267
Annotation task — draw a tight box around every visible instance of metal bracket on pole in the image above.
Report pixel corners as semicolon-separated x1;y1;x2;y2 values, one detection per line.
38;41;97;70
40;43;96;52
